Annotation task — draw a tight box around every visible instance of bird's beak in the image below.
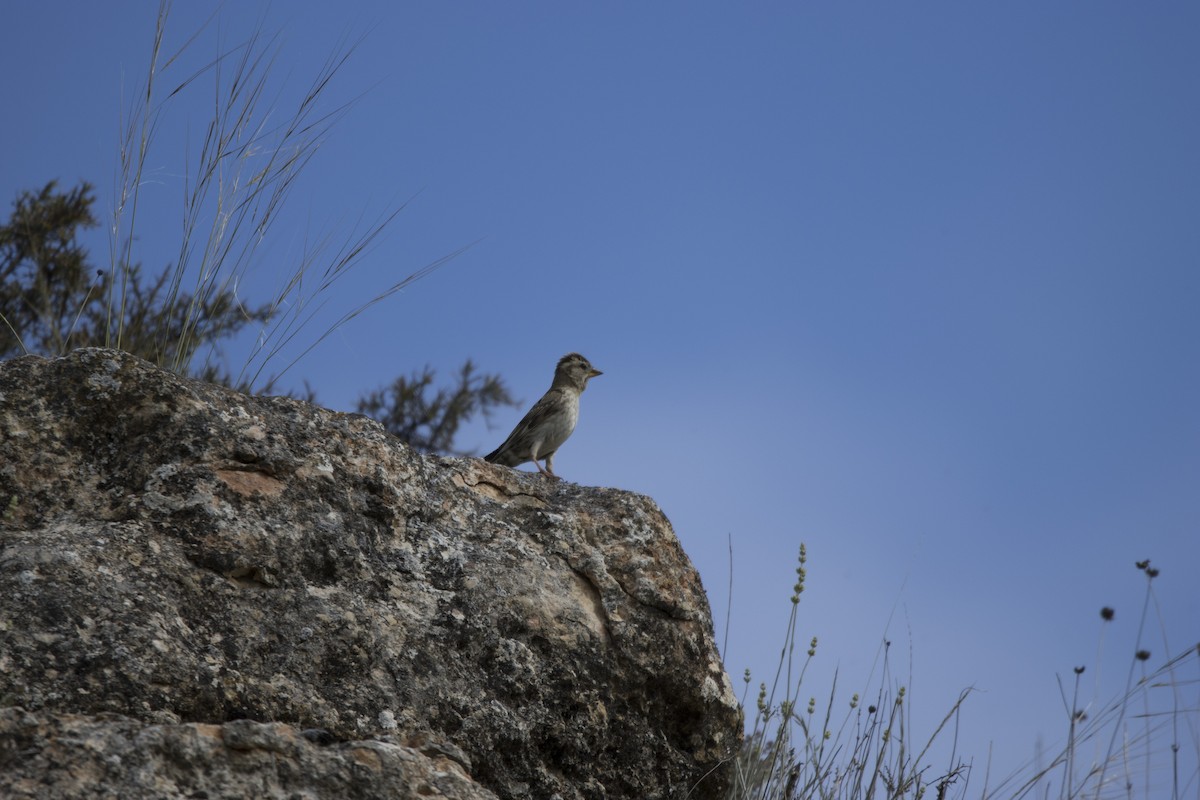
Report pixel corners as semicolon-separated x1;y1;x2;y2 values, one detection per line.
589;368;603;378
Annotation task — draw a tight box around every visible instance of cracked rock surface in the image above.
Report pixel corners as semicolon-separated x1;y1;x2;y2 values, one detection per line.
0;349;741;800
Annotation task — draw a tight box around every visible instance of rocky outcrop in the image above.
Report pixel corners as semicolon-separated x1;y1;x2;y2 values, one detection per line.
0;349;741;799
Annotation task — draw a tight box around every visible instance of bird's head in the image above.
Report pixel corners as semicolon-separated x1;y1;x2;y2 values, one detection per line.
554;352;602;392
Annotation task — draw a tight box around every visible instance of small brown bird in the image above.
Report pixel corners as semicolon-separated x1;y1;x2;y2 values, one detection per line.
484;353;602;479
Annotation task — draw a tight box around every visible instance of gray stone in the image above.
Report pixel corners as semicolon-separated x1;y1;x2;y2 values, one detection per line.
0;349;741;799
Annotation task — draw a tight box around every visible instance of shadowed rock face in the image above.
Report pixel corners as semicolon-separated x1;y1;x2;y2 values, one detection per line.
0;349;741;800
0;709;498;800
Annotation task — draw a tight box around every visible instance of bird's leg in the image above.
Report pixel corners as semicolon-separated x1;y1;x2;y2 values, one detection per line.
529;443;555;478
543;453;559;480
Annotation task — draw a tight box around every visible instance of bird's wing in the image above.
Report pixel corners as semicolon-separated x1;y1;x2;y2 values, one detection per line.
485;389;561;462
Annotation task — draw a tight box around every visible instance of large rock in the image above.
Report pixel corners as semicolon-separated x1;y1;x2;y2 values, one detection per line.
0;349;741;799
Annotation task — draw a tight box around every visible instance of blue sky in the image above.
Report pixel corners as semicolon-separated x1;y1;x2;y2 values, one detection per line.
4;1;1198;788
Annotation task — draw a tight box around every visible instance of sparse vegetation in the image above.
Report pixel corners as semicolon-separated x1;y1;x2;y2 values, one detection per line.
356;361;518;456
721;551;1199;800
0;180;272;376
0;1;518;455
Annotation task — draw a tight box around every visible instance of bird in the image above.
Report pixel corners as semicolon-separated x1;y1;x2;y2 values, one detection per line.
484;353;602;479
